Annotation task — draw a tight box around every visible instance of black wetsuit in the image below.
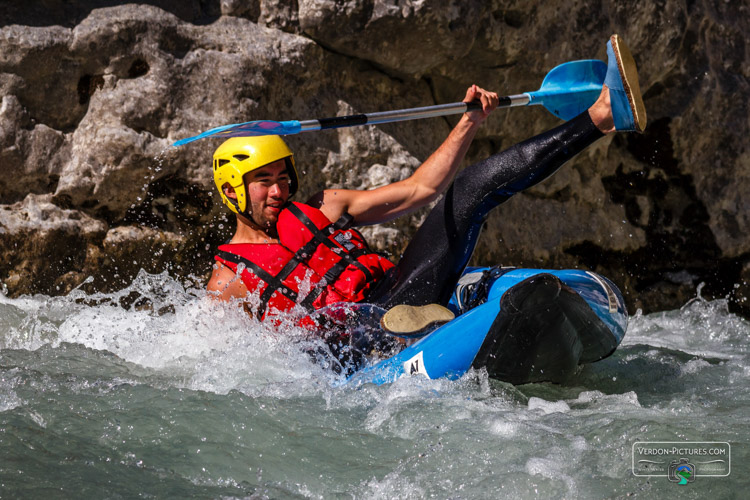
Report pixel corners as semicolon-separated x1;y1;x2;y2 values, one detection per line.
367;111;604;308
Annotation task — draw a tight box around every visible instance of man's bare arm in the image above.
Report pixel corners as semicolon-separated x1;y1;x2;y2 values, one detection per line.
206;262;249;301
307;85;498;225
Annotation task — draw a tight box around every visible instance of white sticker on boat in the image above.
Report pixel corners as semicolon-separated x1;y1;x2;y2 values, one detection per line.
403;351;430;379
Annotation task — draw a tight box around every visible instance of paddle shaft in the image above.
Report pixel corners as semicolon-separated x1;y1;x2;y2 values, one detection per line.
173;60;605;145
297;94;531;133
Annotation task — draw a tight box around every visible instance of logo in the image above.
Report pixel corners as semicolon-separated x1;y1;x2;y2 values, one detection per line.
333;232;357;251
633;442;730;484
668;458;695;485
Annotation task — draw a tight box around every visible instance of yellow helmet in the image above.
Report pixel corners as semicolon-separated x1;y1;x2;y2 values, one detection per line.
212;136;299;214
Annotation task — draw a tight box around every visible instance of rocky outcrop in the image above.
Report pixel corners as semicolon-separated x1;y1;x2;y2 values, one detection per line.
0;0;748;316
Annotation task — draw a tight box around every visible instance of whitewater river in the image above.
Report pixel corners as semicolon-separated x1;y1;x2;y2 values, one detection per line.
1;271;747;498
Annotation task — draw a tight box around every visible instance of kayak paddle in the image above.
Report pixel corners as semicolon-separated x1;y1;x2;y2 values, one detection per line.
173;59;606;146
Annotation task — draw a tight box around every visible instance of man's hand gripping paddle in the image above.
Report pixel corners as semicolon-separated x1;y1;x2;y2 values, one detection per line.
173;59;606;146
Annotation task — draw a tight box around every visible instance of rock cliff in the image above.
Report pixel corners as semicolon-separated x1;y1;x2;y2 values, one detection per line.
1;0;748;315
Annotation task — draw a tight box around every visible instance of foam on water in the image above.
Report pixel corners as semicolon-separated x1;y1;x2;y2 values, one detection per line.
623;286;750;360
1;271;336;394
1;271;749;498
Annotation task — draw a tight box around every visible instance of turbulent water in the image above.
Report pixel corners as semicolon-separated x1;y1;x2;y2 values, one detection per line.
1;271;748;498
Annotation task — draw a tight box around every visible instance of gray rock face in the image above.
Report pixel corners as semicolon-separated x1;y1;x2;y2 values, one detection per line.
298;0;484;77
0;0;748;316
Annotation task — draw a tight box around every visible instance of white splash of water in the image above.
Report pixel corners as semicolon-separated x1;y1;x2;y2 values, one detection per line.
0;270;338;397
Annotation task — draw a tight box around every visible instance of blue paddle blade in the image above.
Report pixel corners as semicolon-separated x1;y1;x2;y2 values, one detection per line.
527;59;607;120
173;119;301;146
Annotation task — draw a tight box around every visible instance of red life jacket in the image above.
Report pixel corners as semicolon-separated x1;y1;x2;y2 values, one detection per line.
215;202;394;320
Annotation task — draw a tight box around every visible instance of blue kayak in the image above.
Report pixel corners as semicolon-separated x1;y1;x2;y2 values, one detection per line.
345;268;628;386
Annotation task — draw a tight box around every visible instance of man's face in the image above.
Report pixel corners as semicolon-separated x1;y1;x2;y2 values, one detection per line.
243;159;291;229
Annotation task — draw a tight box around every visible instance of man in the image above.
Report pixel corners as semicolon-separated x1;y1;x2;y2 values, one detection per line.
207;35;646;334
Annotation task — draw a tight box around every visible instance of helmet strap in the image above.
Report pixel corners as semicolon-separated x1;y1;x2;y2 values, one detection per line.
227;197;241;212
